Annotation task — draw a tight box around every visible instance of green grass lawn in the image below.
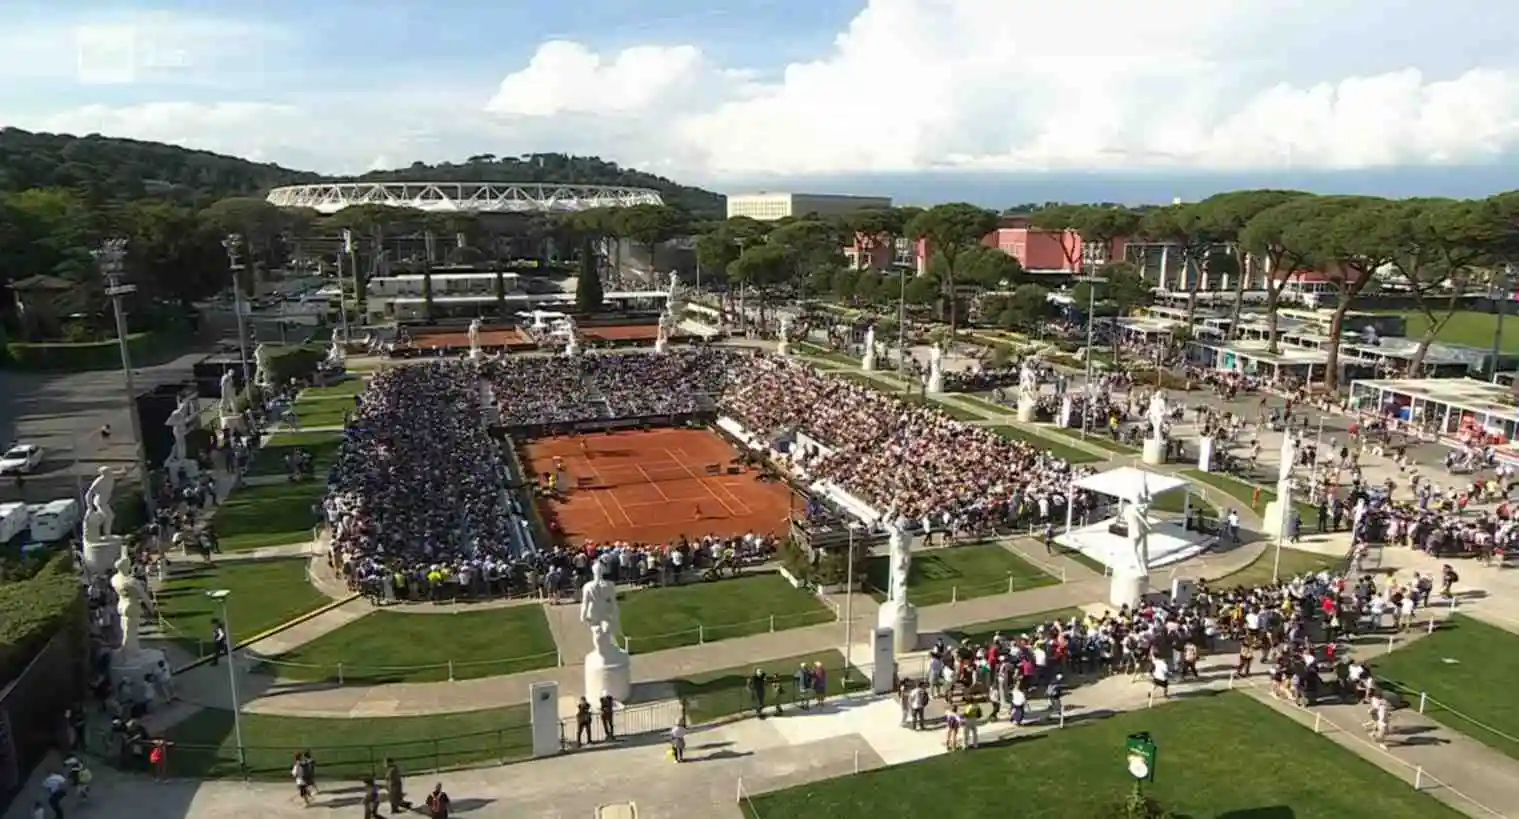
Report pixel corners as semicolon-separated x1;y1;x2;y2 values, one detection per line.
1183;469;1322;530
268;606;559;683
164;703;532;779
990;424;1102;464
956;394;1011;416
945;607;1083;648
673;649;868;725
795;341;859;367
865;542;1056;605
247;430;345;478
214;480;328;550
155;558;330;656
618;574;834;654
1044;425;1139;454
300;378;370;400
287;400;353;429
825;370;984;422
1210;546;1344;589
744;693;1460;819
1389;309;1519;354
1371;615;1519;760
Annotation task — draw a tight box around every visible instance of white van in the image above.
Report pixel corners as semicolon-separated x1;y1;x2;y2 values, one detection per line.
0;501;29;543
28;498;80;543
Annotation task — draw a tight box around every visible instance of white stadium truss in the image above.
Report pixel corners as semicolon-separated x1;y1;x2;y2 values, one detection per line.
264;182;665;215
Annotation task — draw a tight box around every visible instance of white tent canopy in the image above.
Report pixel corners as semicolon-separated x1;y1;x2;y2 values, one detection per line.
1072;467;1190;504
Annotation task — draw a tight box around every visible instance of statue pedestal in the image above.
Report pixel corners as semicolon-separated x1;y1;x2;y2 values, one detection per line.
218;412;244;434
109;646;168;695
862;353;876;372
776;339;789;357
1196;437;1215;472
163;456;200;485
1109;571;1147;609
1141;438;1165;466
82;536;124;577
876;600;918;655
926;371;943;394
1016;396;1037;423
584;647;632;702
565;339;581;357
654;337;668;354
1263;495;1292;538
1058;396;1073;428
468;347;483;361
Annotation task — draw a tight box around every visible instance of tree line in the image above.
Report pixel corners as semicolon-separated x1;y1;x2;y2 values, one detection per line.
689;192;1519;390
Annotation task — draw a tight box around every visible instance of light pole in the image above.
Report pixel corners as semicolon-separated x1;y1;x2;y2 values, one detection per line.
95;239;156;519
206;589;246;768
842;522;858;671
897;271;908;393
1074;275;1106;438
1491;263;1513;383
222;234;253;388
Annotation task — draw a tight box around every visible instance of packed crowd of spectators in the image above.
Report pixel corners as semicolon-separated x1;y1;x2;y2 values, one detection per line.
910;551;1444;735
325;363;531;596
721;356;1093;529
479;349;748;426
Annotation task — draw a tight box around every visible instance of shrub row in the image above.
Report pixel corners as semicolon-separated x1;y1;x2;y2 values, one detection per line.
0;551;85;686
4;331;187;372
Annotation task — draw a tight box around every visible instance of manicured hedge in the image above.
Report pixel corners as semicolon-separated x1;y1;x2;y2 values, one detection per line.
0;551;85;686
261;344;325;387
4;331;185;372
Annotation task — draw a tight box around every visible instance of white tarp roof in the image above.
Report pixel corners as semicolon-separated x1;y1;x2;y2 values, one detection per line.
1072;466;1190;503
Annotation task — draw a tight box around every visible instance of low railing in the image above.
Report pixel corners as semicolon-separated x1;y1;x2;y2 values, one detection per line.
621;609;838;654
862;572;1040;607
1225;671;1506;818
247;649;563;684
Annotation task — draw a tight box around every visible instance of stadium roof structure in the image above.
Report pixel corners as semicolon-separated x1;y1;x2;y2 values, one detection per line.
265;182;664;215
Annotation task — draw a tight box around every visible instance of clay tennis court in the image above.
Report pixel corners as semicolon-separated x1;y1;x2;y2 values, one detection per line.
408;323;667;349
408;328;521;349
522;428;793;544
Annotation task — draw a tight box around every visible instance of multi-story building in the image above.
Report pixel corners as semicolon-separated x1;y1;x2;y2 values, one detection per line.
727;192;892;222
845;214;1133;278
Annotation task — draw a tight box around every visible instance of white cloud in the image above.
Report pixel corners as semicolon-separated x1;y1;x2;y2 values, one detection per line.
8;0;1519;180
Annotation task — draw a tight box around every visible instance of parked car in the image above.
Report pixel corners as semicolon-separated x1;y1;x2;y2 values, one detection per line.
0;444;43;475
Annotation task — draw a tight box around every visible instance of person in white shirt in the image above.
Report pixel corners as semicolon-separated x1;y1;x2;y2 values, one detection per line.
1365;694;1391;745
1149;656;1170;705
668;724;687;762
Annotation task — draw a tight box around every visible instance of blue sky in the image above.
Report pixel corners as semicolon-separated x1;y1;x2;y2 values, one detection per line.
3;0;1519;202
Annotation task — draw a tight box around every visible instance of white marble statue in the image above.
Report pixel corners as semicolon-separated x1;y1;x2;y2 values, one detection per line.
926;342;945;393
253;343;272;387
467;318;483;356
111;554;149;654
326;328;346;366
1124;497;1153;576
580;560;622;646
83;502;110;543
166;396;194;463
84;466;119;528
1278;432;1297;483
887;522;911;603
218;370;237;415
776;315;791;356
862;325;877;370
1018;358;1039;402
1147;391;1168;441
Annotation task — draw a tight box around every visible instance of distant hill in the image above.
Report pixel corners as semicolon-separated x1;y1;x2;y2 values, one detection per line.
0;128;725;215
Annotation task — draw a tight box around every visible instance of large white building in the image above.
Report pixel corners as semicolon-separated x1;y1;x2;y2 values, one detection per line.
726;192;892;222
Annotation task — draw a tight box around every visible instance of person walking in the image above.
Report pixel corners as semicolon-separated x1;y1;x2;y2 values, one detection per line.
384;758;409;814
425;783;451;819
598;691;616;740
361;776;382;819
